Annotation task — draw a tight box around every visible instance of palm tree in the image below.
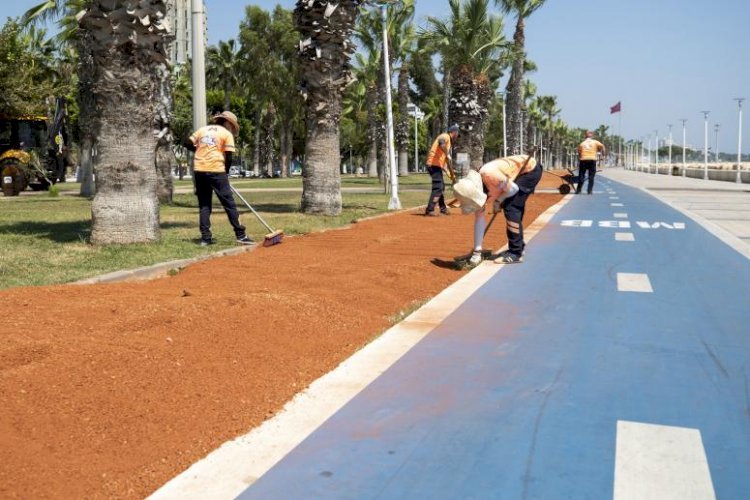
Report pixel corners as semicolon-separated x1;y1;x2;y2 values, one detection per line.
424;0;509;171
25;1;174;216
499;0;547;155
295;0;361;215
207;39;241;112
351;52;382;178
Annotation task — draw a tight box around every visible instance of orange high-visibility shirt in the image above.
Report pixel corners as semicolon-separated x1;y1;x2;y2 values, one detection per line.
577;138;604;161
426;133;452;168
190;125;236;173
479;155;537;207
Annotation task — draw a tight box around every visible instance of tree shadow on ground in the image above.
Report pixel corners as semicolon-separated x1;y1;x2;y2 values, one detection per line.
0;220;193;244
170;200;299;214
0;220;91;243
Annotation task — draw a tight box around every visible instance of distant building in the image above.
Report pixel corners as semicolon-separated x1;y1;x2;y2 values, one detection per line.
166;0;208;65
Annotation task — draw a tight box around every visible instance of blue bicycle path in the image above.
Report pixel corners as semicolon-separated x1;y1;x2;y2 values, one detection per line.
239;179;750;499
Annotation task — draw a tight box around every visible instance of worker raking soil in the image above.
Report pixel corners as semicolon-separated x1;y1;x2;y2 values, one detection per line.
451;149;542;269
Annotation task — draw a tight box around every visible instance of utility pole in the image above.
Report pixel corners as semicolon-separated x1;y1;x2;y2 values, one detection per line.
735;98;745;183
714;123;720;162
667;124;673;168
378;0;400;209
191;0;207;132
680;119;687;177
701;111;710;180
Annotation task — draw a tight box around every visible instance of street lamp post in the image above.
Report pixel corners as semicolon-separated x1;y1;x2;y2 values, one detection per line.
714;123;720;162
378;0;400;209
499;91;507;157
680;119;687;177
191;0;207;132
701;111;710;180
735;98;745;183
654;129;659;173
667;124;673;168
407;103;423;174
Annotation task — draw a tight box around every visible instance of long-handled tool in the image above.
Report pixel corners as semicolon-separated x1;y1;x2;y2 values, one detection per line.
452;212;500;265
230;185;284;246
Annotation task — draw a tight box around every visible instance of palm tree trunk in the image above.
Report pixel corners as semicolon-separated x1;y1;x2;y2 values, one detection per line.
155;138;175;203
82;1;170;244
449;67;491;172
296;0;359;215
301;121;342;213
366;84;378;177
505;16;526;155
253;111;261;177
442;65;450;130
396;64;410;176
78;136;95;197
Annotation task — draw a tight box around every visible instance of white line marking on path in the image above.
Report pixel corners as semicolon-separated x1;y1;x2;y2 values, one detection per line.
614;213;628;218
617;273;653;292
611;203;624;207
615;232;635;241
610;196;619;200
614;420;716;500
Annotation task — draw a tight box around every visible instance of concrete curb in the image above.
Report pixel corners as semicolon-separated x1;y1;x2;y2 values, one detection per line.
72;245;258;286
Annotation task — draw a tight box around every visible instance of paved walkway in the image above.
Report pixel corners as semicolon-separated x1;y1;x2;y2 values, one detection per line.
151;168;750;500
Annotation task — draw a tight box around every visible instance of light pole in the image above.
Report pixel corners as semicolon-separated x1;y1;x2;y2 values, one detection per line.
680;118;687;177
498;91;507;157
191;0;207;132
735;98;744;183
714;123;720;162
654;129;659;173
378;0;400;209
667;124;673;168
701;111;710;180
407;103;423;174
647;134;652;170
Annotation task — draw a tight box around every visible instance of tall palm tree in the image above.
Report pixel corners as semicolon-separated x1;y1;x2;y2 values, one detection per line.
295;0;361;215
499;0;547;155
351;52;382;178
207;39;241;112
424;0;509;171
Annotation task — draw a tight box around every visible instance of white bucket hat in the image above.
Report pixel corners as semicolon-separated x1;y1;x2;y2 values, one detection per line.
452;170;487;214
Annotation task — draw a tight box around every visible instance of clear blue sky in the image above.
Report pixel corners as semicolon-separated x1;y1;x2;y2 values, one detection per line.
7;0;749;152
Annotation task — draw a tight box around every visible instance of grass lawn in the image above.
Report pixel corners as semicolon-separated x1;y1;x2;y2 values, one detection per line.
0;185;433;290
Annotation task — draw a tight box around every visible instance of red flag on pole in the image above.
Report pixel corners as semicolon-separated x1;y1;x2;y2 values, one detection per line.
610;101;621;114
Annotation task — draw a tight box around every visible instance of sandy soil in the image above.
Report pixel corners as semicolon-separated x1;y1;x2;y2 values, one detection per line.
0;174;563;499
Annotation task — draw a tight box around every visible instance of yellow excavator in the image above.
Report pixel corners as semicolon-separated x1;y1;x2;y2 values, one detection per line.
1;98;69;196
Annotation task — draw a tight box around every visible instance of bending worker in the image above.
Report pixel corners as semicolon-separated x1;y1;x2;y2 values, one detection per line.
424;124;459;216
186;111;253;246
576;130;606;194
453;153;542;266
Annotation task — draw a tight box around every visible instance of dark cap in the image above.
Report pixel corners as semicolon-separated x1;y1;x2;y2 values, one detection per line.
447;124;459;134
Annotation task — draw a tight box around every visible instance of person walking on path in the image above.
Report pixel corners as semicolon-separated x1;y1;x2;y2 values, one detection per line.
576;131;606;194
187;111;253;246
424;124;459;216
452;153;542;266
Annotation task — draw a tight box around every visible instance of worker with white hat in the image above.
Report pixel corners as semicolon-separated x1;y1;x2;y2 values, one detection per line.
452;153;542;266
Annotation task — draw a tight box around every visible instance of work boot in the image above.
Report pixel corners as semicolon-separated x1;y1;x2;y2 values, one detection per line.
468;251;483;267
494;252;524;264
236;235;254;245
440;208;451;215
199;238;215;247
424;211;439;217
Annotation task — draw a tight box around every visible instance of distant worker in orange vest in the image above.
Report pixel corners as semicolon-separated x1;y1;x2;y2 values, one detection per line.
576;131;606;195
424;124;459;216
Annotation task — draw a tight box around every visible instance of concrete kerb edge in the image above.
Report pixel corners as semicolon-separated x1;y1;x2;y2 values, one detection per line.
72;206;426;286
147;192;574;500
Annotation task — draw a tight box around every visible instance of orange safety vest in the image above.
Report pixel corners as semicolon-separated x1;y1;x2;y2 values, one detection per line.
426;133;451;168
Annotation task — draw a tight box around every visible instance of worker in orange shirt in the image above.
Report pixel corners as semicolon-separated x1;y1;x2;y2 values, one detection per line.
186;111;253;246
452;153;541;266
576;131;606;195
424;124;459;216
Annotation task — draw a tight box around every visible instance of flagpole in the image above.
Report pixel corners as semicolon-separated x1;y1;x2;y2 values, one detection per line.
618;108;622;166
